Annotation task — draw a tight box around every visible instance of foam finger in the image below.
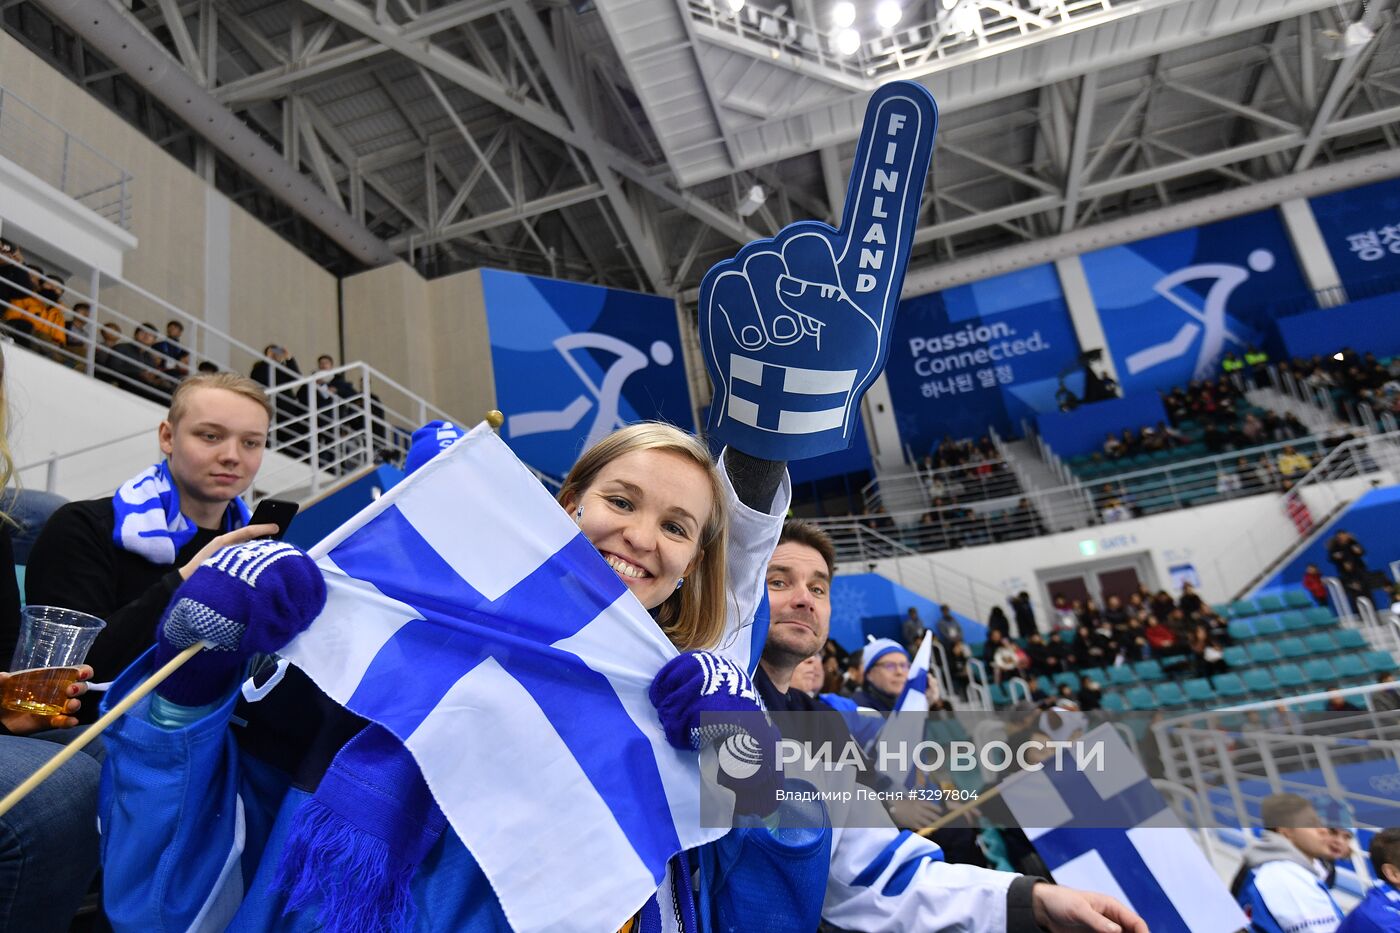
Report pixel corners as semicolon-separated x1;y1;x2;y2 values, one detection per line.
710;271;768;351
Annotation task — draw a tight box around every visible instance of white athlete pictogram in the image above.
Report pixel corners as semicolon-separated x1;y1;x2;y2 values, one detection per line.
507;332;674;451
1126;249;1273;380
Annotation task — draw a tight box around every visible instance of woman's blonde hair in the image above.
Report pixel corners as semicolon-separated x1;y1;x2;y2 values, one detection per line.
558;423;729;651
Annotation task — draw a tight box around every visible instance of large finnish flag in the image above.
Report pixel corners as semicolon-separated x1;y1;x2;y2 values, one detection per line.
1000;725;1246;933
280;422;729;933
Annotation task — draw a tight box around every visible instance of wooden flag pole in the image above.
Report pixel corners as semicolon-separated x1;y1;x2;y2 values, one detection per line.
0;641;206;820
915;782;1004;837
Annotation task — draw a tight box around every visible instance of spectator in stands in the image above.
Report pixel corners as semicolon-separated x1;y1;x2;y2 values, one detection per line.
934;604;963;653
1009;497;1045;538
987;605;1010;640
153;319;190;379
316;353;356;401
1337;828;1400;933
851;639;909;712
1278;445;1313;481
1077;676;1102;712
1103;431;1125;460
1009;591;1038;639
1372;672;1400;713
95;321;145;388
251;343;308;453
133;322;175;398
1326;531;1369;579
66;300;91;369
1252;453;1278;491
23;374;279;714
1234;793;1344;933
28;272;70;363
1025;632;1059;677
1303;564;1330;607
1178;582;1203;618
0;239;26;312
0;264;46;349
1101;497;1131;524
1189;623;1227;683
901;607;926;653
1220;351;1245;377
197;360;219;374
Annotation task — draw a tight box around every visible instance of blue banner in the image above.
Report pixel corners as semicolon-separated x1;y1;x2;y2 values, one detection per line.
481;269;695;479
886;263;1081;455
1310;176;1400;294
1081;209;1309;396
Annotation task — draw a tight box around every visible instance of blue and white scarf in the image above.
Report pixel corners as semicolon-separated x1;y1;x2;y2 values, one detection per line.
111;461;251;564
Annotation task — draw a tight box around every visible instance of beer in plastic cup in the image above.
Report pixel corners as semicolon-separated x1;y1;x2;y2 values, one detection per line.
2;606;105;717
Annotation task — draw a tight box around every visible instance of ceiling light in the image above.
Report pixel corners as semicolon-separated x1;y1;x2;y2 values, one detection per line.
736;185;767;217
726;0;745;12
940;0;956;9
832;1;856;28
876;0;901;30
950;1;979;35
835;27;861;55
1320;20;1375;60
1334;352;1345;362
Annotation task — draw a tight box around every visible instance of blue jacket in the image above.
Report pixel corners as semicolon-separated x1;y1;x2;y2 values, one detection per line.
1337;882;1400;933
98;649;830;932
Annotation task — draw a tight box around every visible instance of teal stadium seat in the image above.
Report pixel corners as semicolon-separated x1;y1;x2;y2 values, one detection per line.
1243;669;1276;694
1222;646;1250;668
1304;607;1335;628
1284;591;1314;610
1182;678;1216;704
1254;616;1285;637
1303;658;1337;687
1134;659;1165;682
1248;642;1282;665
1126;686;1156;710
1364;651;1399;675
989;683;1009;706
1333;654;1368;681
1154;682;1187;707
1079;667;1107;685
1229;600;1257;618
1278;637;1308;660
1107;666;1136;687
1101;693;1128;712
1274;663;1306;690
1334;629;1368;651
1304;632;1336;656
1228;620;1255;640
1211;603;1232;617
1054;672;1081;691
1255;594;1286;613
1213;674;1248;700
1279;611;1310;632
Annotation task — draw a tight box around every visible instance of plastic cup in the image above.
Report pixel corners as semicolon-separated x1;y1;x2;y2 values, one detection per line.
1;606;105;717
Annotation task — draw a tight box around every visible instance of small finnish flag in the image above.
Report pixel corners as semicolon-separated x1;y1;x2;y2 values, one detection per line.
1000;725;1247;933
727;353;856;435
283;423;729;933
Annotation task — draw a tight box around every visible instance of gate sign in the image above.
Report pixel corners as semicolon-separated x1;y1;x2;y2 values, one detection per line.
699;81;938;461
481;269;695;480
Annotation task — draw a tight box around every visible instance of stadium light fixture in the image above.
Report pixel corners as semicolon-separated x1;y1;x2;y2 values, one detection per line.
832;1;856;28
876;0;902;30
726;0;746;13
835;27;861;55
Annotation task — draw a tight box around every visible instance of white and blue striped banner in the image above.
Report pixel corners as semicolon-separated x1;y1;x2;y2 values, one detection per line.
281;423;729;933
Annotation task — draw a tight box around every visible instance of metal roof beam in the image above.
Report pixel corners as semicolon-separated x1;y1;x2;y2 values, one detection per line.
1294;1;1394;171
1059;73;1096;233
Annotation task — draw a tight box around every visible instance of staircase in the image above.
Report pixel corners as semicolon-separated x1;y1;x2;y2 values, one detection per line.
1000;438;1094;531
863;464;929;519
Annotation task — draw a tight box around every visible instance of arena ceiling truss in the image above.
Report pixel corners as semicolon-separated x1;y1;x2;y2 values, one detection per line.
7;0;1400;296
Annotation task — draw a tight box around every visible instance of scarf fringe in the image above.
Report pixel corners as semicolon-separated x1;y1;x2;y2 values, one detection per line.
273;796;418;933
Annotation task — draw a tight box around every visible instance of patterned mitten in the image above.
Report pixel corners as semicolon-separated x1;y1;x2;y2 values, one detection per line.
650;652;784;816
154;540;327;707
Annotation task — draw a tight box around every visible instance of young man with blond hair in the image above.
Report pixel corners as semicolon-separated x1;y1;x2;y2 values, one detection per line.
24;373;279;716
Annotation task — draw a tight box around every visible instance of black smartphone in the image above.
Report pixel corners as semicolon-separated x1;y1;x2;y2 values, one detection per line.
249;498;299;540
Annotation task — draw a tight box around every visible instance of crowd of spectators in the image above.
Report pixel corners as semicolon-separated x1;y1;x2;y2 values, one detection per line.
1281;347;1400;418
974;581;1233;708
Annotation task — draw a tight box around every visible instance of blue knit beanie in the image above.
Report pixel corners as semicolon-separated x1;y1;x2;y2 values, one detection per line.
863;638;908;673
403;420;464;474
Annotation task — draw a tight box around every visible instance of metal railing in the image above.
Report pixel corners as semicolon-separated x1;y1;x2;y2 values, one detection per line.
815;432;1351;562
860;455;1022;513
685;0;1156;84
1215;431;1400;599
0;86;132;229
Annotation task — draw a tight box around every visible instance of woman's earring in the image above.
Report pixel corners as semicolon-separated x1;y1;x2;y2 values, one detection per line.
675;577;684;590
575;506;584;522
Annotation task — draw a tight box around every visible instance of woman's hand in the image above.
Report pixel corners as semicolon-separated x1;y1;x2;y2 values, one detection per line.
0;665;93;734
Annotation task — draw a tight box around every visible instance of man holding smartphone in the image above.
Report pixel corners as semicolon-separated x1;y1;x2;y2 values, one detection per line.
24;373;280;718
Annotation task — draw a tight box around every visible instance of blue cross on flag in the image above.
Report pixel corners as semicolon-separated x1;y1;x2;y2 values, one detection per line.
1000;725;1246;933
280;423;730;933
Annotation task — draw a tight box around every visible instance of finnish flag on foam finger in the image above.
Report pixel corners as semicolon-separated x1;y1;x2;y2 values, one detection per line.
1000;725;1247;933
279;422;727;933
